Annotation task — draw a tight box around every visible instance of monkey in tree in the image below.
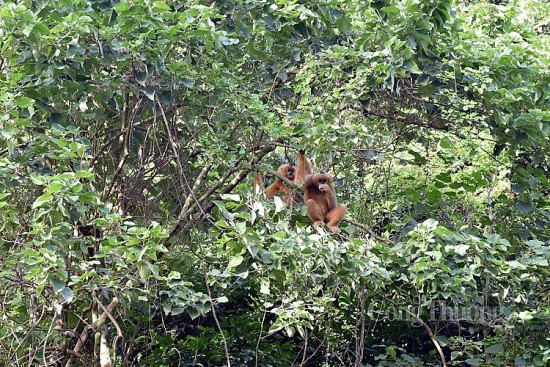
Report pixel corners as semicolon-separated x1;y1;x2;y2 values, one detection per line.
302;172;346;234
254;151;311;204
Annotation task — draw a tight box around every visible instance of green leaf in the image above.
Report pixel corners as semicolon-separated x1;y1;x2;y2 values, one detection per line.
46;182;64;194
32;193;53;208
465;358;482;366
382;5;399;15
60;287;74;302
181;78;194;88
335;16;352;34
213;200;234;221
451;351;461;360
434;335;449;346
516;201;531;213
15;96;34;108
147;261;160;276
485;344;504;354
221;193;240;201
260;278;270;295
152;1;170;11
403;60;422;74
247;245;260;258
439;137;453;149
415;19;432;31
435;173;451;183
228;255;243;269
235;221;246;235
274;196;285;213
33;22;50;35
188;307;201;320
114;2;131;12
141;86;155;101
454;244;470;256
138;263;151;281
30;174;46;185
51;279;66;293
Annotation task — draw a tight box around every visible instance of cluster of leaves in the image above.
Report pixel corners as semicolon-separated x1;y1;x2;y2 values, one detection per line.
0;0;548;366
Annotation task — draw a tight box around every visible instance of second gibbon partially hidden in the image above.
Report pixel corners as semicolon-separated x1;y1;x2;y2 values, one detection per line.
265;151;311;204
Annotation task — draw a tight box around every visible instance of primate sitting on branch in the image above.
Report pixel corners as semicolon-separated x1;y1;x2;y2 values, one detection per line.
302;172;346;234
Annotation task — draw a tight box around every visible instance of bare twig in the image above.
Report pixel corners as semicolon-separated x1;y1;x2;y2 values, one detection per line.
343;218;394;244
368;109;449;131
168;141;279;238
102;97;143;201
181;164;212;214
398;306;447;367
168;161;242;238
255;308;268;367
199;241;231;367
65;297;119;367
267;169;299;189
157;99;187;192
92;293;124;366
297;328;309;366
354;287;366;367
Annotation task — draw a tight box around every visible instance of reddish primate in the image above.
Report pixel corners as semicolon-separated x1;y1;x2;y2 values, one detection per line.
255;151;311;204
266;163;296;203
302;172;346;234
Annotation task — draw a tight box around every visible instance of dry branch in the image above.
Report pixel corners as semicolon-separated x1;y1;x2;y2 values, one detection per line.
168;141;280;238
368;109;449;131
65;297;119;367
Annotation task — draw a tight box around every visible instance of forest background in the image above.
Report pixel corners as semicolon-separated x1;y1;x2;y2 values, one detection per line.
0;0;549;366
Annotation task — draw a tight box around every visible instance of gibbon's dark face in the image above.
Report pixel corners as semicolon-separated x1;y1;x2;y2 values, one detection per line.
315;174;331;193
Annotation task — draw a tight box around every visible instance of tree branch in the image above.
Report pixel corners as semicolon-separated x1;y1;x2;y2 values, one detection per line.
101;96;143;202
368;110;449;131
168;140;280;238
398;305;447;367
65;297;119;367
343;218;394;244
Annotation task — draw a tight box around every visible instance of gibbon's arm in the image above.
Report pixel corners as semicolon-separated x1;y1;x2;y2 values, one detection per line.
326;183;339;210
294;150;312;185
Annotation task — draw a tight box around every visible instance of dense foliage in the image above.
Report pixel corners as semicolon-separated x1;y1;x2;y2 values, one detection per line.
1;0;548;366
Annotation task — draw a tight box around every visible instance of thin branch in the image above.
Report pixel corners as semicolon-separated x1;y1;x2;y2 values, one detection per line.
343;218;394;244
181;164;212;214
92;293;124;366
255;308;268;367
199;242;231;367
168;141;279;238
267;169;299;189
486;161;499;231
168;161;242;238
65;297;119;367
300;329;309;366
156;99;187;192
101;97;143;201
398;306;447;367
368;109;449;131
354;287;366;367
